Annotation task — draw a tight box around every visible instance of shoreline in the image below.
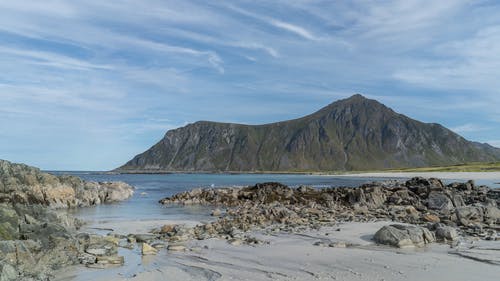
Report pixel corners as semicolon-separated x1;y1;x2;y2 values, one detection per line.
104;166;500;177
51;175;500;281
55;221;500;281
335;171;500;181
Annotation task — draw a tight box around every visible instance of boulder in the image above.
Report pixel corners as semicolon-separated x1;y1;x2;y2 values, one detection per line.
456;206;484;226
373;224;435;248
435;225;459;241
483;206;500;224
427;192;453;212
141;243;158;255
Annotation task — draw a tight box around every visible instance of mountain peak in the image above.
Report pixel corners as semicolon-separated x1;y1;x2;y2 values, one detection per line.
347;93;367;100
117;95;500;172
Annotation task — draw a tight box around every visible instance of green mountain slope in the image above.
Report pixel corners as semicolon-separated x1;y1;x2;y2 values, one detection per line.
117;94;500;172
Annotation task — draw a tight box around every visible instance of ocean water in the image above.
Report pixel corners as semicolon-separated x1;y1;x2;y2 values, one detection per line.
47;172;499;224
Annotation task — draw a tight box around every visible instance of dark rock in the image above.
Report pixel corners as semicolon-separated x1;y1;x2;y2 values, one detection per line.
427;192;453;212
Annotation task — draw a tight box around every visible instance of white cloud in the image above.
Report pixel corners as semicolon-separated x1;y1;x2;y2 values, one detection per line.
269;19;319;41
451;123;489;134
224;3;321;41
393;25;500;92
0;46;113;71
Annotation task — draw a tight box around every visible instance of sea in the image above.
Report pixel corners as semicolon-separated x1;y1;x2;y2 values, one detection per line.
47;172;500;225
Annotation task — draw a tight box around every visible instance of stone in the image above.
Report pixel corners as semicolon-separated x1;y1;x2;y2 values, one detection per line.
483;206;500;224
160;224;175;234
427;192;453;212
85;240;117;256
78;253;97;265
104;236;120;246
142;243;158;255
134;234;157;243
211;208;222;217
228;239;243;246
435;226;459;241
422;214;440;223
374;224;435;248
456;206;484;226
152;242;166;249
87;256;124;268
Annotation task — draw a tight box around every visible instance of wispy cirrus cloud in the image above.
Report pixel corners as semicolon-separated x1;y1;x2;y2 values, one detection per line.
1;0;500;170
268;19;320;41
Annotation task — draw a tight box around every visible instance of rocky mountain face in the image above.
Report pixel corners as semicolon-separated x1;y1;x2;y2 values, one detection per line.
0;159;134;280
117;94;500;172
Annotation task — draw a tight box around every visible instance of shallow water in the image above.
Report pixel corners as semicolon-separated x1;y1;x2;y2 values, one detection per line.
49;173;396;223
47;172;499;224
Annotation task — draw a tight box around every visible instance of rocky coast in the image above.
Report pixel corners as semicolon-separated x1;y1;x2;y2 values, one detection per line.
0;160;134;280
3;159;500;280
55;176;500;281
158;178;500;245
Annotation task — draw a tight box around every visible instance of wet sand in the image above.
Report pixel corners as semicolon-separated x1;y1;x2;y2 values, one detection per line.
55;221;500;281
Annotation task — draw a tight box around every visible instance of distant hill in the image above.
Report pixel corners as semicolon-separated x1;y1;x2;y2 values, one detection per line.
116;94;500;172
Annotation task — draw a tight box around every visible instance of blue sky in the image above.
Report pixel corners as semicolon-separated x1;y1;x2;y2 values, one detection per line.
1;0;500;170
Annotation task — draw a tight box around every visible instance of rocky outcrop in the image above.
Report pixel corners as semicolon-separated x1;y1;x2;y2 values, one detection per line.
0;160;135;280
373;224;435;248
117;94;500;172
0;159;134;208
159;178;500;244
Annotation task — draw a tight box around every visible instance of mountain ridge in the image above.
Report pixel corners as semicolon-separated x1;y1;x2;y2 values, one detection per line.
117;94;500;172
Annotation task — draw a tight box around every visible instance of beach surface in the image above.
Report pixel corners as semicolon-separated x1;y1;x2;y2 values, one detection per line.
55;221;500;281
337;172;500;182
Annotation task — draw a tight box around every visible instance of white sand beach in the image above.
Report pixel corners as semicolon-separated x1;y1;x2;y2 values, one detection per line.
337;172;500;182
55;221;500;281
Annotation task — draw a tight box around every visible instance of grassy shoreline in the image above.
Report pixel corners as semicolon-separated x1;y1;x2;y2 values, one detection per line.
111;162;500;175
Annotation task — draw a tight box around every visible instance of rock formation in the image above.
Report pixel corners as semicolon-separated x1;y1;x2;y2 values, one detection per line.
159;178;500;244
0;159;134;208
0;159;134;280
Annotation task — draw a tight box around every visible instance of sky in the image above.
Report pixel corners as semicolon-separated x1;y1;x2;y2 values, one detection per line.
1;0;500;171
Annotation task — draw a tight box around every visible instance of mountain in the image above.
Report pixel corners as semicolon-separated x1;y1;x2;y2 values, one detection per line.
116;94;500;172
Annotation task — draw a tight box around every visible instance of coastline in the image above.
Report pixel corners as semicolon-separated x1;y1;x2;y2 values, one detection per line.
53;176;500;280
55;221;500;281
335;171;500;181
